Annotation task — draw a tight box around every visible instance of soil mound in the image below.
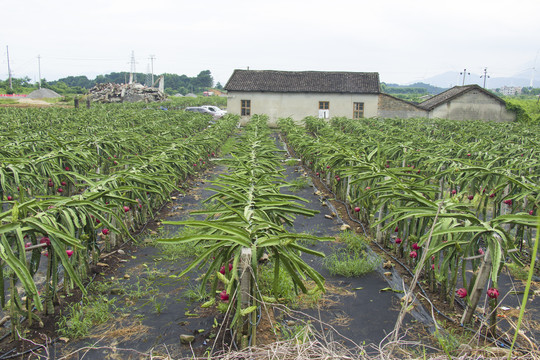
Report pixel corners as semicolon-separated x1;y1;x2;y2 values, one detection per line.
27;88;62;99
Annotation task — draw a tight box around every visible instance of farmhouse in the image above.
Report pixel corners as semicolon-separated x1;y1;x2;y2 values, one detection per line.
416;85;516;122
224;70;380;126
224;70;516;124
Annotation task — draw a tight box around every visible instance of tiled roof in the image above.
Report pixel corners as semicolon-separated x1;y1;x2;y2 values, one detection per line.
224;70;380;94
417;85;505;110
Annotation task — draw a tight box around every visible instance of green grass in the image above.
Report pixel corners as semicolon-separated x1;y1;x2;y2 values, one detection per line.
287;177;309;192
323;231;379;277
339;230;370;253
56;294;117;339
324;249;379;277
506;261;529;281
0;99;18;105
285;158;300;166
182;283;210;304
157;226;206;261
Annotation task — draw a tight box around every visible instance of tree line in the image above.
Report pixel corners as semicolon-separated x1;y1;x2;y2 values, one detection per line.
0;70;221;96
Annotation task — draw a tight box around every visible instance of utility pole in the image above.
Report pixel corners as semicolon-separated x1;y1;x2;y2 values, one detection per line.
149;55;155;85
460;69;470;86
480;68;490;89
6;46;13;90
37;55;42;89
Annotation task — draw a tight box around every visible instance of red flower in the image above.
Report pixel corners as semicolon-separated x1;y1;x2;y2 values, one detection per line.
316;172;320;176
489;193;495;198
365;186;371;190
57;188;63;193
25;242;32;248
431;264;435;270
456;288;467;298
468;195;474;200
394;226;399;232
7;195;13;201
326;165;330;169
451;189;457;195
102;228;109;235
530;210;534;215
43;252;48;257
40;237;51;246
478;248;484;255
61;181;67;186
409;250;417;258
48;182;54;187
412;243;420;250
220;290;229;302
395;238;402;244
66;250;73;258
65;166;70;171
96;218;101;224
123;206;130;212
354;206;360;213
487;288;499;299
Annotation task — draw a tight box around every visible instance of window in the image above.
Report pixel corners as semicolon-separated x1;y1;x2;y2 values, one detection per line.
241;100;251;116
319;101;329;110
353;102;364;119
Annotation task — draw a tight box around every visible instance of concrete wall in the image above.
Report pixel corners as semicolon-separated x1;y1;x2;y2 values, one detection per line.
377;94;428;119
227;91;379;126
429;91;515;122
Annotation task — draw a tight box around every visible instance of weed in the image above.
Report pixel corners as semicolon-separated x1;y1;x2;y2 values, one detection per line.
287;177;309;192
506;261;529;281
257;262;296;303
150;294;169;314
257;262;322;308
182;283;210;304
157;226;206;261
324;248;379;277
285;159;300;166
339;230;370;253
57;295;117;339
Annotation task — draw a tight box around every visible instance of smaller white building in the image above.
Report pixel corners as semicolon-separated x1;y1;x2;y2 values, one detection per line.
224;70;380;126
417;85;515;122
499;86;522;96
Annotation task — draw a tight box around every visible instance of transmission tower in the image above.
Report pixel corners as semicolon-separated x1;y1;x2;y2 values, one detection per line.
129;51;137;84
149;55;156;86
6;46;13;90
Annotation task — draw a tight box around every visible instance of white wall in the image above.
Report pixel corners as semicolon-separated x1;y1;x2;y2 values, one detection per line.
227;91;379;126
429;91;515;122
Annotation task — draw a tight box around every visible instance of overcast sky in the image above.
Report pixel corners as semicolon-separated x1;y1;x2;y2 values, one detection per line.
2;0;539;86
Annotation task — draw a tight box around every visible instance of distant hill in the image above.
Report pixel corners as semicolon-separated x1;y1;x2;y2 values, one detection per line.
382;82;447;95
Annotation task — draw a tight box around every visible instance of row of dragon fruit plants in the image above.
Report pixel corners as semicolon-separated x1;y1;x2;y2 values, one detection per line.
0;105;239;339
278;116;539;329
159;115;331;349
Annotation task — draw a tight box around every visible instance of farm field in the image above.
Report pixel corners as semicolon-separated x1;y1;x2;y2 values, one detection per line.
0;106;539;359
